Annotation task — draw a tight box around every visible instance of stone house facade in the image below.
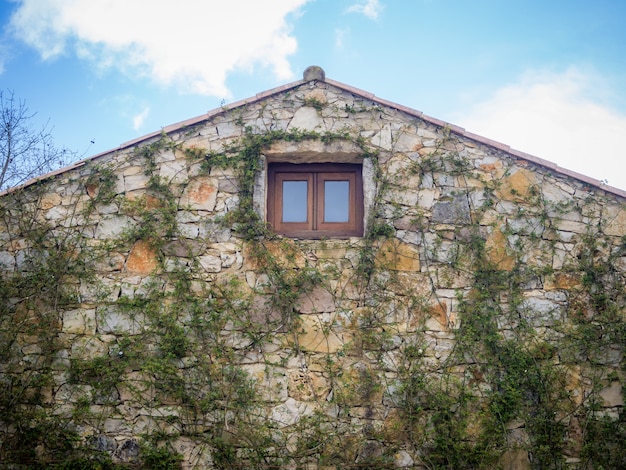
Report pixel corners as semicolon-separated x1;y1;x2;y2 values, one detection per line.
0;66;625;468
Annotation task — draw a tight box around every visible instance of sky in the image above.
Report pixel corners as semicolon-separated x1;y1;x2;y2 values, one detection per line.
1;0;625;190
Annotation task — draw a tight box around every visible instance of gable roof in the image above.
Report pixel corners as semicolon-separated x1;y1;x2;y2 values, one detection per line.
4;66;626;200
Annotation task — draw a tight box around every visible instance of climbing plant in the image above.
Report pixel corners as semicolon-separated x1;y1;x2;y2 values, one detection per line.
0;92;623;470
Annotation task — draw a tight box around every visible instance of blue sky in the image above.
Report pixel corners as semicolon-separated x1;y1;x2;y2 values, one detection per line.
1;0;625;189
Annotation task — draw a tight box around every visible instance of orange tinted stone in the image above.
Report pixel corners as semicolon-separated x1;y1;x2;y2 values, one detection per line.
125;240;158;274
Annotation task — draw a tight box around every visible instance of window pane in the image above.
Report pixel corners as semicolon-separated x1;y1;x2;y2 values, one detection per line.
282;181;308;222
324;180;350;222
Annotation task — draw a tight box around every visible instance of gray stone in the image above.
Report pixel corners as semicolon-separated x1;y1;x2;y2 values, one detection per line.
394;450;414;468
115;439;140;462
296;287;336;313
95;216;135;239
431;195;471;224
303;65;325;81
599;382;624;407
270;398;313;427
97;306;144;335
198;254;222;273
162;239;204;257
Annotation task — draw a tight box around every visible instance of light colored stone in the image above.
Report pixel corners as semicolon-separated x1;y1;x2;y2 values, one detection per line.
394;450;414;468
297;314;346;353
95;215;135;239
97;306;144;335
40;193;62;210
159;159;188;183
124;173;150;192
287;106;323;131
270;398;314;427
63;308;96;334
393;130;422;152
181;177;218;211
604;207;626;237
372;124;393;150
198;253;222;273
288;370;330;401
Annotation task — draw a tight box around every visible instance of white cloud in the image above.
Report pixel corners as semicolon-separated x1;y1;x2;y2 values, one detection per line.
335;28;349;49
132;107;150;131
8;0;310;97
453;68;626;191
347;0;383;20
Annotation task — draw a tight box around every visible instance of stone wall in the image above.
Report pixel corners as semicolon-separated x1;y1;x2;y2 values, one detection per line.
0;79;624;468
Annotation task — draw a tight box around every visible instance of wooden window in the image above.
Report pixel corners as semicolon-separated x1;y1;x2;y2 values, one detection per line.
267;163;364;237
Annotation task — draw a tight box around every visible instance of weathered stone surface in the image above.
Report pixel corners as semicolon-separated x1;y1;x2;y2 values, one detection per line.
394;450;415;468
496;168;538;203
297;314;346;353
375;238;421;271
97;306;144;335
270;397;314;427
115;439;140;462
287;107;323;131
62;308;96;334
125;240;158;274
198;253;222;273
485;227;516;270
296;287;336;313
244;239;307;270
181;177;218;211
499;449;531;470
599;381;624;407
431;194;471;224
162;239;204;257
265;139;362;163
604;207;626;237
288;370;330;401
159;159;188;183
95;215;134;239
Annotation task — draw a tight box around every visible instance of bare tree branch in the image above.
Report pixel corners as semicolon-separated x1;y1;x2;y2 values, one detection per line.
0;90;73;191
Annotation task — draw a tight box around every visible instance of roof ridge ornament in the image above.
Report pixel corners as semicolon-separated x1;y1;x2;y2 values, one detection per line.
303;65;325;82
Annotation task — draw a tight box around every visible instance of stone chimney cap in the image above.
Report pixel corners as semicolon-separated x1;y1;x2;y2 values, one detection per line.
303;65;325;82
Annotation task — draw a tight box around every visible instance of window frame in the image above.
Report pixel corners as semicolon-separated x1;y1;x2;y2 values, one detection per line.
267;163;364;238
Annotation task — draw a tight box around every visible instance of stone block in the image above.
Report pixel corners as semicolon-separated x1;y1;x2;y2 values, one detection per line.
496;168;538;203
296;287;336;313
394;131;422;152
270;397;314;427
375;239;421;272
125;240;158;274
431;195;471;224
599;381;624;407
40;193;62;210
97;306;144;335
95;215;135;239
498;449;531;470
485;227;516;271
63;308;96;334
297;314;347;353
288;370;330;401
181;177;218;211
604;207;626;237
198;253;222;273
287;107;323;132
